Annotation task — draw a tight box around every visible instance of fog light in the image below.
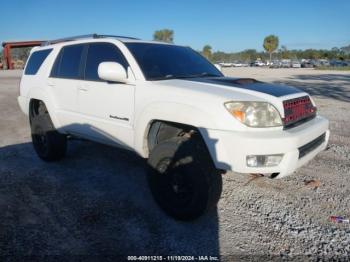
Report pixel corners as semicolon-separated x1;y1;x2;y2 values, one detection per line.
246;154;283;167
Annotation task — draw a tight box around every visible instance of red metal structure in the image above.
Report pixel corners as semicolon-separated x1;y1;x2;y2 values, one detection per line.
2;41;45;69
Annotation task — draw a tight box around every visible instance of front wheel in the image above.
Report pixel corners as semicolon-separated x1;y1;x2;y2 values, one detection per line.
147;135;223;221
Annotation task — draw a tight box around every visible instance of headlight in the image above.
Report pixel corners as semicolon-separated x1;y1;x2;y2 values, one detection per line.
224;101;282;127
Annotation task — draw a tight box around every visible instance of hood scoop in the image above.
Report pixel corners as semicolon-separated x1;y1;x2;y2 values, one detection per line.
185;77;303;97
218;78;258;85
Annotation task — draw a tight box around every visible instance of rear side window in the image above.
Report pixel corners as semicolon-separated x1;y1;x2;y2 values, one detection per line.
85;43;128;81
51;44;85;79
24;49;52;75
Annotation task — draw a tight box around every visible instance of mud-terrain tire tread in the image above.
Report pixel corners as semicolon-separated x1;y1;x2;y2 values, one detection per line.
147;134;222;220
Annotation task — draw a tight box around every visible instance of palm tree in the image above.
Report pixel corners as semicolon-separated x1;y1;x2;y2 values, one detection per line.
202;45;212;60
153;29;174;43
263;35;279;63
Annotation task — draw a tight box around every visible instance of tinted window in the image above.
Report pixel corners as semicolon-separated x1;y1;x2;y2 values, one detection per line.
125;43;223;80
58;44;84;79
24;49;52;75
50;50;62;77
85;43;128;81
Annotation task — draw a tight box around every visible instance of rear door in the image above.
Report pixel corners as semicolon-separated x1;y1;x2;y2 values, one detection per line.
77;42;135;149
49;44;86;130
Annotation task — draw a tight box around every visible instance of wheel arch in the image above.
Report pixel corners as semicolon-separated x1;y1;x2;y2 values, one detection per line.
146;120;198;153
133;102;225;170
27;88;61;129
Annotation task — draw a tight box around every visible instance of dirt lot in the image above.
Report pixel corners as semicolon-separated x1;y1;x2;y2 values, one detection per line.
0;68;349;260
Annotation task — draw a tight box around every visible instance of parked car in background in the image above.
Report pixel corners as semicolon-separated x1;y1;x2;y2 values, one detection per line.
214;63;222;71
330;60;349;67
254;60;265;67
318;59;330;67
291;60;301;68
232;61;243;67
281;59;291;68
231;61;249;67
219;62;233;67
301;60;314;68
269;60;282;68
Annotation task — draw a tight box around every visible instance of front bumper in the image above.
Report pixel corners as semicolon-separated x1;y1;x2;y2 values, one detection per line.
202;116;329;178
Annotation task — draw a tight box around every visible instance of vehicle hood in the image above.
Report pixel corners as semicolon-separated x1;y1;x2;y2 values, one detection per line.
150;77;308;120
153;76;305;101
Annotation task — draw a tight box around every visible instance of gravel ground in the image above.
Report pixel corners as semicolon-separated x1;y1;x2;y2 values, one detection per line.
0;68;349;261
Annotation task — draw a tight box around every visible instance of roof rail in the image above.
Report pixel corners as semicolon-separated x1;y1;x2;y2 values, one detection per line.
97;34;139;40
42;34;139;46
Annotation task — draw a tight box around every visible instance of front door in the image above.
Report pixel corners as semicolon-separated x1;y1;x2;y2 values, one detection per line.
77;42;135;149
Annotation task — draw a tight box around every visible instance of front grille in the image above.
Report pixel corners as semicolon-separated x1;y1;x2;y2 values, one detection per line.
298;133;326;159
283;96;316;129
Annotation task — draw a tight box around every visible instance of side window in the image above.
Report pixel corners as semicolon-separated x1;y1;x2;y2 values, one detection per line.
51;44;84;79
50;50;62;77
85;43;128;81
24;49;52;75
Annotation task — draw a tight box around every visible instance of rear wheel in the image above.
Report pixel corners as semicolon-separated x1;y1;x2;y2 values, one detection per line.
30;102;67;161
147;134;222;221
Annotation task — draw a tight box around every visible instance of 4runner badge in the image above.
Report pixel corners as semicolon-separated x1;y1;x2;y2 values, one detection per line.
109;115;129;121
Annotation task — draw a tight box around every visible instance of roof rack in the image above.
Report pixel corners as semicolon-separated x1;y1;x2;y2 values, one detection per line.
42;34;139;46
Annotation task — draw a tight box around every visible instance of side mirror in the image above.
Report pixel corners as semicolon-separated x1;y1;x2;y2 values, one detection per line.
98;62;127;83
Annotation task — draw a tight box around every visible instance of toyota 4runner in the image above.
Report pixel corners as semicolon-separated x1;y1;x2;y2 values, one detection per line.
18;34;329;220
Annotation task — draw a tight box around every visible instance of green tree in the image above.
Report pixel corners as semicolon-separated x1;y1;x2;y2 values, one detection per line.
202;45;212;60
212;51;227;62
240;49;258;62
263;35;279;62
279;45;290;59
341;44;350;54
153;29;174;43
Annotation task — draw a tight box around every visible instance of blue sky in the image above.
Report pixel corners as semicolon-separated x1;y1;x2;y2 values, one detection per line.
1;0;349;52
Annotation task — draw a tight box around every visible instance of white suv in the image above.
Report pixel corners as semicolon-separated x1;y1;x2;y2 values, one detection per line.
18;34;329;220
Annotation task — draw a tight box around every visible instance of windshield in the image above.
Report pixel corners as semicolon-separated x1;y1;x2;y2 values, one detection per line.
125;42;223;80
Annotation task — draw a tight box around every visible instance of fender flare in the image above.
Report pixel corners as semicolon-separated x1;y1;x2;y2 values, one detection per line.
27;87;61;129
133;102;218;158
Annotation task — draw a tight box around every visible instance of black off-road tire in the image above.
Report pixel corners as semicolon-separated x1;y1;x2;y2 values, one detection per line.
30;104;67;161
147;134;223;221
